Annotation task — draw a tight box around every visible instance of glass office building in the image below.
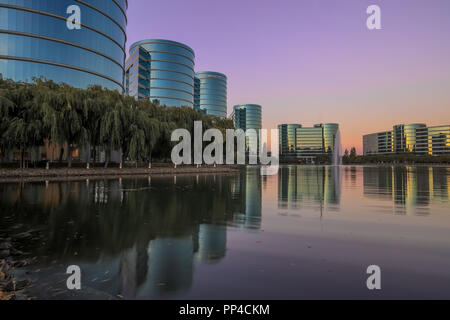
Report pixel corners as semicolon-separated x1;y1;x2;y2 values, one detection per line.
279;123;339;160
363;124;450;155
233;104;262;154
322;123;339;153
427;125;450;155
296;125;326;157
194;76;201;111
363;131;393;155
0;0;127;91
394;124;426;153
127;39;195;107
125;46;151;99
278;124;301;157
194;72;227;118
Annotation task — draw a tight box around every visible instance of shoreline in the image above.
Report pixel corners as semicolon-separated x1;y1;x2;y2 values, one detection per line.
0;166;241;183
279;163;450;167
0;165;242;299
340;163;450;167
0;239;30;300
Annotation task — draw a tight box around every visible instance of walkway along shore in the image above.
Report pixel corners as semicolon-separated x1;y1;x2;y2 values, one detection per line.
0;164;241;299
0;165;241;183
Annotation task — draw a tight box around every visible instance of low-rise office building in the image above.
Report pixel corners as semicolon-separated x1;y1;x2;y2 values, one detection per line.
278;123;340;162
363;124;450;155
363;131;394;155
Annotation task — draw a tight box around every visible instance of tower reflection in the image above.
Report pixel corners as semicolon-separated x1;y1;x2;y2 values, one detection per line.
0;168;263;299
231;167;262;229
278;165;341;210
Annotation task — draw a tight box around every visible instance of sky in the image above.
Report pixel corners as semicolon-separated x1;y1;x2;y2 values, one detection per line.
126;0;450;153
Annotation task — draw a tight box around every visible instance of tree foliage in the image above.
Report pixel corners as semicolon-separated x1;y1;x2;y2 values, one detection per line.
0;78;235;168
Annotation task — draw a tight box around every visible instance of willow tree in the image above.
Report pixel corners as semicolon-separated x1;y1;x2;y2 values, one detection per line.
127;121;146;167
120;95;151;167
43;84;88;168
84;85;105;166
1;83;47;168
137;99;160;167
0;79;15;162
99;91;123;168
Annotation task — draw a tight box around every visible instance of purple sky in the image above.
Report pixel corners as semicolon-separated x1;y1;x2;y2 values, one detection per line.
126;0;450;152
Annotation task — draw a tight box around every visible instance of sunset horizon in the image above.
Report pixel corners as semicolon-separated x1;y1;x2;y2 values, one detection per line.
126;0;450;153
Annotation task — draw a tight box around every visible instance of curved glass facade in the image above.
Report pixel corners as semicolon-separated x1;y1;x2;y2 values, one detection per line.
233;104;262;131
129;39;195;108
322;123;339;153
233;104;262;154
194;72;227;118
125;46;151;99
364;123;449;155
0;0;127;91
394;124;426;153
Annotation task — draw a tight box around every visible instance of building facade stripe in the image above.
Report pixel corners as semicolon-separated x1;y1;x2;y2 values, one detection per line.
0;55;124;89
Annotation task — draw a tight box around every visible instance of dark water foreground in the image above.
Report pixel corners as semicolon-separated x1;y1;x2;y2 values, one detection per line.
1;165;449;300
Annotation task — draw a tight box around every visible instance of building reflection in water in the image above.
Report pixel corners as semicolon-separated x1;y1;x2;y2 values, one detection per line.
119;245;149;299
363;166;450;215
0;167;263;299
196;224;227;263
278;165;341;211
231;166;262;230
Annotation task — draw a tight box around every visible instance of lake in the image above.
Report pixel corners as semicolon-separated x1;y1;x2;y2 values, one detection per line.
1;165;450;299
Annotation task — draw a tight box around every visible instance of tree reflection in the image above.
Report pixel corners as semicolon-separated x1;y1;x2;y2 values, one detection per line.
0;168;263;299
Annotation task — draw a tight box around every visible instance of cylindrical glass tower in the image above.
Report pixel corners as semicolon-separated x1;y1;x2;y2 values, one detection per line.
194;71;227;118
233;104;262;131
233;104;262;154
0;0;127;91
129;39;195;108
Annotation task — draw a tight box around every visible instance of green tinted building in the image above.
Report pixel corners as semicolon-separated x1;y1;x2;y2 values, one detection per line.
278;124;301;157
278;123;340;161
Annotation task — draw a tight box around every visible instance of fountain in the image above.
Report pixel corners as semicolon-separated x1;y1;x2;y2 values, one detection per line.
332;129;342;166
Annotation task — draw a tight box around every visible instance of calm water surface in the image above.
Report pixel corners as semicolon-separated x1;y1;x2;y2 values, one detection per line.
1;165;450;299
